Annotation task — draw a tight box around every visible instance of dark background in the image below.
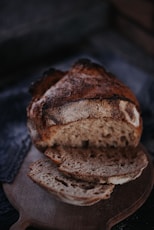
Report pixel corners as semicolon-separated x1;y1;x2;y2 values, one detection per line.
1;0;154;88
0;0;154;229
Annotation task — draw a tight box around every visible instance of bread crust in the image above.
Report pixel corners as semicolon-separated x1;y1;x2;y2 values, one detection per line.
28;59;140;110
27;59;142;150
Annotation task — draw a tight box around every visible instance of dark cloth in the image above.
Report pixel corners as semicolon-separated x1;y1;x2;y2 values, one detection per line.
0;85;31;214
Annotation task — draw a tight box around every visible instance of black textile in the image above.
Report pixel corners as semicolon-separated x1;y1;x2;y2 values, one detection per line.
0;85;31;214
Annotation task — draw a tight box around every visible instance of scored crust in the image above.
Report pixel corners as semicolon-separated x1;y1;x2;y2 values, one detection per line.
27;59;142;150
45;144;148;185
28;158;115;206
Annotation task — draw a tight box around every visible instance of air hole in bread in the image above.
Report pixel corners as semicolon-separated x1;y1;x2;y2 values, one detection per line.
71;183;76;188
82;140;89;148
55;177;68;187
109;127;114;132
90;153;95;158
94;192;100;195
125;140;129;146
53;153;61;159
120;136;125;142
91;169;96;172
105;194;110;199
106;134;111;138
81;184;95;190
47;172;52;176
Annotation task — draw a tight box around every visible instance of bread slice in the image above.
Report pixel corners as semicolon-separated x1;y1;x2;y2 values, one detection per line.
27;59;142;151
28;158;115;206
45;145;148;185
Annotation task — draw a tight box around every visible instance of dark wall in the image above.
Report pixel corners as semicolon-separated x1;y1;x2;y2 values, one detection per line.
0;0;110;75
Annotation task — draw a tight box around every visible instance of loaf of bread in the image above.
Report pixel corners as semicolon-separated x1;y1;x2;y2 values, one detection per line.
28;158;115;206
27;58;147;207
45;144;148;185
27;59;142;151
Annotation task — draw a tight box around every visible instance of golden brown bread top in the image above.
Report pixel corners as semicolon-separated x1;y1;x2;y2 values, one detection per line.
29;59;140;111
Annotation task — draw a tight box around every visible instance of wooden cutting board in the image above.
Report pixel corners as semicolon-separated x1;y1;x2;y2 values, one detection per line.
3;145;154;230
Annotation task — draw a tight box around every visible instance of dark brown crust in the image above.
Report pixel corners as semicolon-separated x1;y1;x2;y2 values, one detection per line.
29;68;66;100
28;59;140;111
39;59;140;110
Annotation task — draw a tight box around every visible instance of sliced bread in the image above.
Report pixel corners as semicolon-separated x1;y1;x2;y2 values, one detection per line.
45;145;148;185
28;158;115;206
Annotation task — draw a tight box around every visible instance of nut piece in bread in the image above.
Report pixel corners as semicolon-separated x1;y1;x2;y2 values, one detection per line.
28;158;115;206
27;59;142;151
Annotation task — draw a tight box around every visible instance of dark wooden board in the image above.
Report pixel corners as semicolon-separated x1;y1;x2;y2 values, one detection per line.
3;145;154;230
